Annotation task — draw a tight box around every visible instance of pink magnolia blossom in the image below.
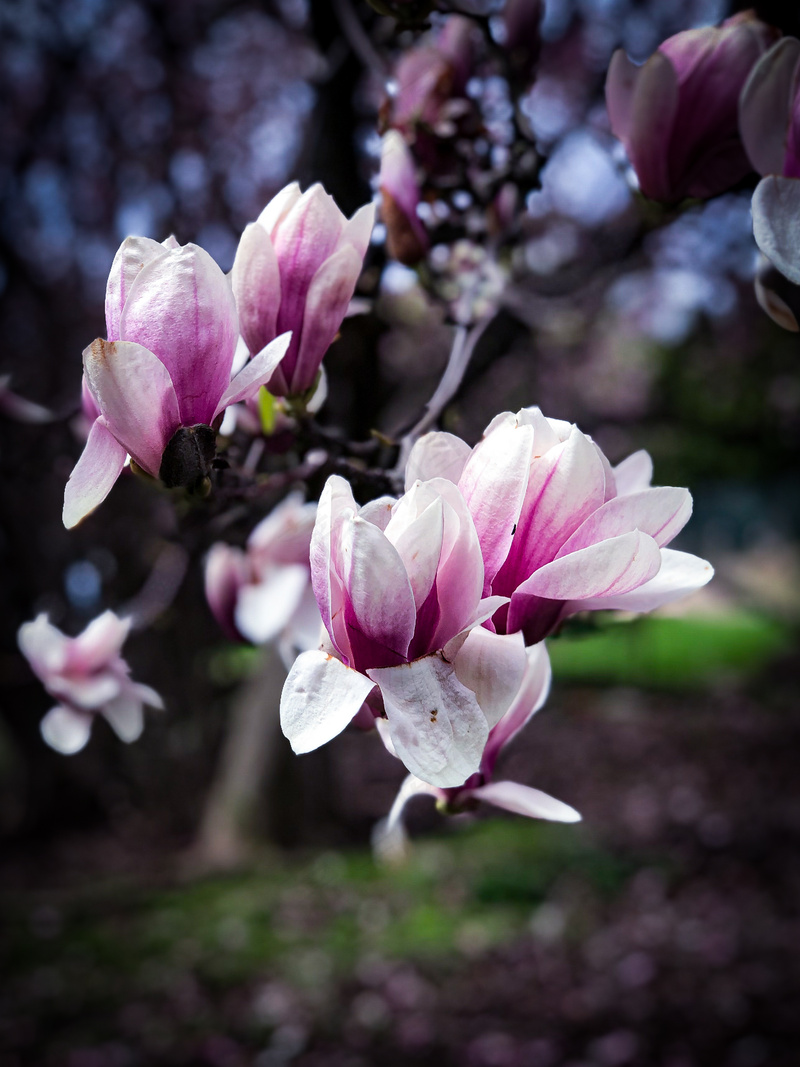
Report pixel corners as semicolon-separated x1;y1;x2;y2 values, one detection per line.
280;474;529;789
18;611;162;755
380;130;430;266
231;183;374;398
406;407;713;645
63;235;291;529
387;17;474;137
205;493;321;668
606;12;775;203
376;642;579;853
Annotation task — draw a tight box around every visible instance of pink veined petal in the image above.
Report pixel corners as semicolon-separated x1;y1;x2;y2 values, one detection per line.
234;564;310;645
40;706;93;755
69;610;130;673
247;493;317;565
102;694;145;743
740;38;800;176
753;175;800;284
17;615;69;677
290;244;363;395
231;221;281;356
426;479;486;650
452;627;527;729
627;51;680;201
558;486;692;555
63;417;129;529
258;181;303;236
441;596;510;661
280;649;375;754
613;449;653;495
368;652;489;789
510;529;663;605
482;642;551;774
119;243;239;426
342;515;417;667
470;780;581;822
458;420;534;594
309;475;359;660
566;547;713;614
359;496;396;531
386;493;444;612
404;432;472;491
605;48;641;143
337;200;376;262
105;236;168;342
212;332;292;419
82;338;181;477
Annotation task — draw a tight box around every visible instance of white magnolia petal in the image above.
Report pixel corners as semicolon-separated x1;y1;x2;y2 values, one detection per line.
385;774;440;834
453;628;527;729
63;418;128;529
566;547;713;614
102;694;145;743
471;780;581;822
404;432;472;491
613;449;653;495
753;176;800;284
368;653;489;789
213;332;292;418
234;564;310;645
40;706;93;755
280;649;375;754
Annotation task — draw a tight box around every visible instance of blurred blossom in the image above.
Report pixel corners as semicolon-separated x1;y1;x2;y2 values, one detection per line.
608;268;735;345
606;12;776;203
542;130;631;226
205;494;321;668
380;131;430;266
375;642;580;853
231;182;375;397
64;235;291;527
0;376;54;424
18;611;162;755
406;407;713;644
281;474;529;789
431;240;507;325
740;37;800;179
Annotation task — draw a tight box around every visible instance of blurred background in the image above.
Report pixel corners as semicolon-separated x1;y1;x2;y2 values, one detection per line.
1;0;799;1064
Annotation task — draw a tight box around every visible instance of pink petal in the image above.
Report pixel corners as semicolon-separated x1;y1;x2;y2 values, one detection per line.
234;564;310;645
70;610;130;673
605;48;641;144
119;243;239;426
471;780;581;822
740;38;800;175
613;449;653;495
342;515;417;666
17;614;69;677
102;694;145;743
384;773;441;834
511;529;662;604
337;200;376;262
566;547;713;614
426;479;486;650
40;706;93;755
367;652;489;788
212;332;292;419
386;492;444;612
359;496;396;531
310;476;358;660
558;486;692;555
280;649;375;754
626;52;680;201
231;222;281;356
404;432;472;491
82;338;181;477
257;181;302;236
458;420;534;593
105;236;169;342
63;417;128;529
452;627;527;728
205;543;248;640
483;642;551;773
290;244;363;395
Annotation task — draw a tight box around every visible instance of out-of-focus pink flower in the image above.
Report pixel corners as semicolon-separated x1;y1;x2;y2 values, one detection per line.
376;642;579;852
231;183;374;398
380;131;430;266
406;407;713;645
0;376;54;424
740;37;800;179
18;611;162;755
280;474;529;789
205;493;321;668
63;236;291;528
606;12;776;203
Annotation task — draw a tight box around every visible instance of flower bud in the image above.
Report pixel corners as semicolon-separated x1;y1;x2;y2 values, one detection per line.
380;131;430;266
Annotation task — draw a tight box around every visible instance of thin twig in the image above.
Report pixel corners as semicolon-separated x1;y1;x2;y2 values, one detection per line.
332;0;390;79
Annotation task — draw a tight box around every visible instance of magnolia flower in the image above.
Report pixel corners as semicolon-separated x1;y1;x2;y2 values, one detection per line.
376;642;580;854
406;407;713;645
380;131;430;266
18;611;162;755
205;493;321;668
280;474;529;789
388;17;474;137
63;235;291;528
231;183;374;398
740;37;800;179
605;12;775;203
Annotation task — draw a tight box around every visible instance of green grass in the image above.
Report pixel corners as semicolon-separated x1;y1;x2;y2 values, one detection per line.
549;612;790;690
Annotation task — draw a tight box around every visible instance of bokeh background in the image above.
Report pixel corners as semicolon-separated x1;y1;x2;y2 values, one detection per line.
1;1;799;1064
